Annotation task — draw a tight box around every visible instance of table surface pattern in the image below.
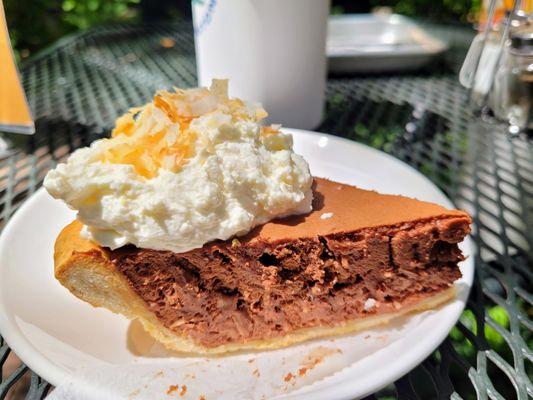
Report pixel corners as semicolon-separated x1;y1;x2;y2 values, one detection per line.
0;21;531;400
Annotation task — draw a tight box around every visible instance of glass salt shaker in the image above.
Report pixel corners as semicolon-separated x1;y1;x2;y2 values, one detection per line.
492;27;533;134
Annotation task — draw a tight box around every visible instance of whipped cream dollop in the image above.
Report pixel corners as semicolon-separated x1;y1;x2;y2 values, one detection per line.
44;80;313;253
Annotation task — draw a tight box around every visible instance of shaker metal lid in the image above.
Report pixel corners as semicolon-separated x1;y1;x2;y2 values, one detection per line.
510;27;533;49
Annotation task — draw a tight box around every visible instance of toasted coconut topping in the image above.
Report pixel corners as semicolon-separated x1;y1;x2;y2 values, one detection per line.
100;79;272;178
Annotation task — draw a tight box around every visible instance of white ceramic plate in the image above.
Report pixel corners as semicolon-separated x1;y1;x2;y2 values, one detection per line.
0;129;473;399
327;14;449;73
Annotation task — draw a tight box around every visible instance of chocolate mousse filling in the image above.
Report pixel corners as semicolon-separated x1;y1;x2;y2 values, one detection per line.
110;180;470;348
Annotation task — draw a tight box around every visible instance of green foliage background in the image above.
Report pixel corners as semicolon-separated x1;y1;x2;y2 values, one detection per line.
5;0;479;63
5;0;140;62
371;0;480;22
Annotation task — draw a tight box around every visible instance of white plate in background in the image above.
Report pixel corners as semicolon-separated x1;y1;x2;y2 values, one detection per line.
328;14;449;73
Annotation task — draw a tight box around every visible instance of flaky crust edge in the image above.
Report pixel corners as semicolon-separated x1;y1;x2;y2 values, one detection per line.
55;220;456;355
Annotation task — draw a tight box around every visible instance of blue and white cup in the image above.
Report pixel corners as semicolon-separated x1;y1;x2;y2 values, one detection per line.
193;0;330;129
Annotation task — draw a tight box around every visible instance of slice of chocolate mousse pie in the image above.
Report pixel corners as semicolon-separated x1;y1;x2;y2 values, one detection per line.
54;177;471;354
46;81;471;354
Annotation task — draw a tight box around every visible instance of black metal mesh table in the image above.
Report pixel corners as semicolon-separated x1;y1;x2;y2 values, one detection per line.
0;21;531;400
